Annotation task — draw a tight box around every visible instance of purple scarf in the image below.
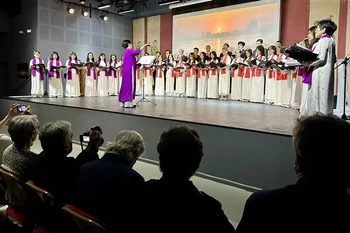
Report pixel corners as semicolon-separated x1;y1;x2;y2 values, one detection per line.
48;60;60;79
109;61;117;78
67;59;78;80
302;42;318;84
86;61;96;80
31;58;44;81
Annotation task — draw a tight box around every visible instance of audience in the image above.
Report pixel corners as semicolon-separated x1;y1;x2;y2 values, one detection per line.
1;114;40;205
31;120;102;202
0;104;31;160
237;114;350;232
73;130;145;232
2;102;349;232
141;125;235;232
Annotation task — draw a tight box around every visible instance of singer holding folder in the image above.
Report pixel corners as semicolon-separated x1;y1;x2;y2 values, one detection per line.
305;19;337;116
119;40;150;108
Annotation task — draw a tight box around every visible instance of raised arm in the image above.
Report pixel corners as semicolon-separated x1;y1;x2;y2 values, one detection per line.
0;104;32;133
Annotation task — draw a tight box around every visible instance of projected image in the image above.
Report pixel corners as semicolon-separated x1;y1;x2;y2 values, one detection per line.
172;1;280;55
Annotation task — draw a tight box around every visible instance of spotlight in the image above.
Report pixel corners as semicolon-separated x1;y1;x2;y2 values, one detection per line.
66;6;75;14
79;0;86;4
81;8;89;17
100;13;108;21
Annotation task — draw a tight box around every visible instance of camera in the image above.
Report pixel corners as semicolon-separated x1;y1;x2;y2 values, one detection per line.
16;105;26;113
79;126;103;151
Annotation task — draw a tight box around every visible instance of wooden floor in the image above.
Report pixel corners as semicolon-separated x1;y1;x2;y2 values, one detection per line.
9;96;300;136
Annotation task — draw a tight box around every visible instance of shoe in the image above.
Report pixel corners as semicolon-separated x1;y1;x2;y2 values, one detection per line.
123;105;136;108
119;102;124;107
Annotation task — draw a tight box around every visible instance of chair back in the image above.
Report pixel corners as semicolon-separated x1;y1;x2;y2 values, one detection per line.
26;180;57;207
0;166;27;206
62;204;110;233
0;166;32;226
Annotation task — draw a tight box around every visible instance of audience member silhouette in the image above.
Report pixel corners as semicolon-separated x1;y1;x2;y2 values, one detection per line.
141;125;235;232
31;120;101;202
237;114;350;233
73;130;145;232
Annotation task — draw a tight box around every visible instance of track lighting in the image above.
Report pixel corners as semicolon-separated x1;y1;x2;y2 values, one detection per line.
81;7;89;17
100;12;108;21
66;6;75;14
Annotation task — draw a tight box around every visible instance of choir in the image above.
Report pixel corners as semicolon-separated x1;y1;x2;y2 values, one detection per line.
28;42;305;110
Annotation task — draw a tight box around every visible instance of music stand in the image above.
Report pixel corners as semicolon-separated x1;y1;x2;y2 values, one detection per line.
334;55;350;120
136;55;156;107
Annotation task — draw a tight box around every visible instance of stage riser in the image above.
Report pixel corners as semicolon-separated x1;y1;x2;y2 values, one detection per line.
0;98;296;190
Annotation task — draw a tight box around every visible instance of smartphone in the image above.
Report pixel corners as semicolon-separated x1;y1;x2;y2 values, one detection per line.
16;105;26;113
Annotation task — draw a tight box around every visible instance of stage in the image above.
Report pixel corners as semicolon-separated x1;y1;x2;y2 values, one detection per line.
6;96;299;136
0;96;298;191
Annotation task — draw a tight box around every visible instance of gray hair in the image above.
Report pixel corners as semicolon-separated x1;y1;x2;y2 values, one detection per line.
106;130;145;166
39;120;73;154
8;115;39;149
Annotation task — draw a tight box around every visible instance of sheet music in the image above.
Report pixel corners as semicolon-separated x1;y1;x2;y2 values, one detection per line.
138;55;156;65
285;60;302;67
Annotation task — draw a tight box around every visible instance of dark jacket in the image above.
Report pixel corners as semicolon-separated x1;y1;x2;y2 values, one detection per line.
31;150;99;203
73;152;144;232
141;178;235;232
237;178;350;233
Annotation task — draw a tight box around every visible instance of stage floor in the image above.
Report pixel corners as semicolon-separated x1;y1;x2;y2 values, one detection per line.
8;96;299;136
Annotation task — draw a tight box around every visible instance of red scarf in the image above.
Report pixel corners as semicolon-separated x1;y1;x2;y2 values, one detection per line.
220;55;228;74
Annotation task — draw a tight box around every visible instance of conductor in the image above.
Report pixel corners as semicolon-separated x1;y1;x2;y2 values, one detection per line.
119;40;150;108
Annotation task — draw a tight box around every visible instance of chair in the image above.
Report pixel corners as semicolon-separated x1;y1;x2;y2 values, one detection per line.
26;181;67;233
62;204;110;233
25;180;57;207
0;166;32;227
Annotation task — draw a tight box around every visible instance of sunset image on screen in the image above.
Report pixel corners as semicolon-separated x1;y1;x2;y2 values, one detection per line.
172;1;280;55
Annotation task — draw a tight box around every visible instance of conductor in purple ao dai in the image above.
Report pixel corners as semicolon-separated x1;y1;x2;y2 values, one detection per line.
119;40;150;108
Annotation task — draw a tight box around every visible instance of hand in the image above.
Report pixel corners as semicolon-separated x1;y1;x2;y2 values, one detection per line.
23;105;32;115
6;104;20;119
86;131;104;152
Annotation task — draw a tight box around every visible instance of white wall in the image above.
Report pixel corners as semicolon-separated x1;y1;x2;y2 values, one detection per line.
37;0;132;62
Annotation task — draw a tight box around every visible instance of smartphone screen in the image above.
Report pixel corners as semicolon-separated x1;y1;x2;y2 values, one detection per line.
17;105;26;112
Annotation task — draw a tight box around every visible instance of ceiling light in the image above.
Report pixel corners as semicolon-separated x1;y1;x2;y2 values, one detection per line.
158;0;180;6
81;8;89;17
67;6;75;14
100;14;108;21
98;4;111;9
118;9;134;14
169;0;212;9
79;0;86;4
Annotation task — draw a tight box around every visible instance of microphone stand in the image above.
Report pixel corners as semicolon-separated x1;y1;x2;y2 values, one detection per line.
334;55;349;120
